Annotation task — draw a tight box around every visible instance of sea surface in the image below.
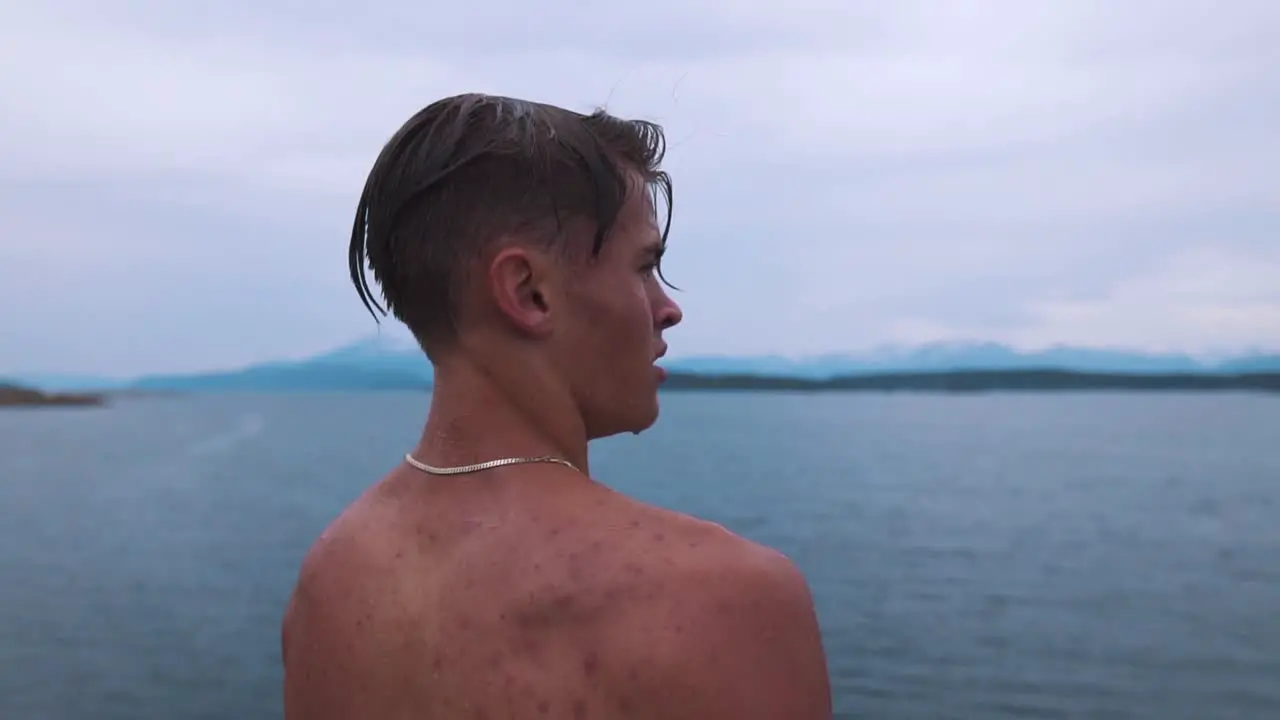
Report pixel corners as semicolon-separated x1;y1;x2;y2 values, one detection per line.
1;391;1278;719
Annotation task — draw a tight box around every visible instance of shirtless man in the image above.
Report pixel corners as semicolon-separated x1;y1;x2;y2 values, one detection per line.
282;94;832;719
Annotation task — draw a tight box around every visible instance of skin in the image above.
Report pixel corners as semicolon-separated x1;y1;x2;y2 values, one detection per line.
282;175;833;718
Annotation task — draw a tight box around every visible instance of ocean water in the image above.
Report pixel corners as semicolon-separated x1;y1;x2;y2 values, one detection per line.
1;391;1278;719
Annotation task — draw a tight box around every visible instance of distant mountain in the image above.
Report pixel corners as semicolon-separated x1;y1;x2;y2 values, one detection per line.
10;339;1280;393
130;335;432;392
662;342;1272;378
130;362;430;392
1215;354;1280;373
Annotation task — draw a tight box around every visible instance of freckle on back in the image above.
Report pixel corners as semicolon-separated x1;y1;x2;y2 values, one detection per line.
582;649;600;677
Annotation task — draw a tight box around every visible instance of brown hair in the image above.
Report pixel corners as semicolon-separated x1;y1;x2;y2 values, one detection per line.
348;93;673;349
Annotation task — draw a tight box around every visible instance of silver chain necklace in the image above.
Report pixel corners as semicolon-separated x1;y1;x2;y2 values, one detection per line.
403;452;580;476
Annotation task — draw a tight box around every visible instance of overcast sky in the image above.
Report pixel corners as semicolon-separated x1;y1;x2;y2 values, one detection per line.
2;0;1277;376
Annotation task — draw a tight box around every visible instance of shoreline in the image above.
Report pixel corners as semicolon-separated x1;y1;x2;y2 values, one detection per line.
0;384;105;408
29;369;1274;395
659;369;1280;393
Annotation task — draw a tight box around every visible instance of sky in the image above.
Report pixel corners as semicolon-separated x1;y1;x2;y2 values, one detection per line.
1;0;1278;377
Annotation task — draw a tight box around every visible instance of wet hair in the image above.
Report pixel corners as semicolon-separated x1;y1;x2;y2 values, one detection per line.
348;93;672;349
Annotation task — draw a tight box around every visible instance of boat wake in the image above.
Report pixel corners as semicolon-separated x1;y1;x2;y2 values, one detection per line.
187;414;265;456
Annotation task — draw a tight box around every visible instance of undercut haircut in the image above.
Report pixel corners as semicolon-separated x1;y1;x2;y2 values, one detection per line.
348;93;673;350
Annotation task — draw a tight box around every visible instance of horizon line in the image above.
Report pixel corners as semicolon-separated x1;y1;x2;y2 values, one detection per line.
7;340;1280;383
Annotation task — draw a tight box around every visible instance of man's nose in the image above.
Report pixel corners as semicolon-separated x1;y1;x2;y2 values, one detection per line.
657;297;683;331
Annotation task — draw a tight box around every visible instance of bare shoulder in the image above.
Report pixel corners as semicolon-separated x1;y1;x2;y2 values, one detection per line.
281;497;424;719
606;510;833;719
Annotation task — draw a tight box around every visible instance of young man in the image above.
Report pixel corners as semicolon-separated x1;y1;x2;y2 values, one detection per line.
282;94;832;719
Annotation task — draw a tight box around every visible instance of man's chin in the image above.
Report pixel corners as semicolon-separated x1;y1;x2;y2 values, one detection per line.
586;400;660;440
621;400;660;436
626;397;663;436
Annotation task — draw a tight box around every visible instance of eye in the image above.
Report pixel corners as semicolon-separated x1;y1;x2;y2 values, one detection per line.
640;248;665;277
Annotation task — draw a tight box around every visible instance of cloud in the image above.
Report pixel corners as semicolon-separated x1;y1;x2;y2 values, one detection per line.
1;0;1277;374
1013;245;1280;354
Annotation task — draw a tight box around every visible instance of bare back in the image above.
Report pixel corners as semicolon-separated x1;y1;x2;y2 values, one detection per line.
282;465;831;719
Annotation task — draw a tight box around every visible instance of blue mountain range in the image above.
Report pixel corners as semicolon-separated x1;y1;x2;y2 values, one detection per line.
13;338;1277;392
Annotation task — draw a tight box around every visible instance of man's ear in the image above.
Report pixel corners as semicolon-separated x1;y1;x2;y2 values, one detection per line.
487;245;555;338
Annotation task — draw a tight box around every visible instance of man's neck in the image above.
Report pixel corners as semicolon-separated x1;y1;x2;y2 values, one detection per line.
414;356;590;475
